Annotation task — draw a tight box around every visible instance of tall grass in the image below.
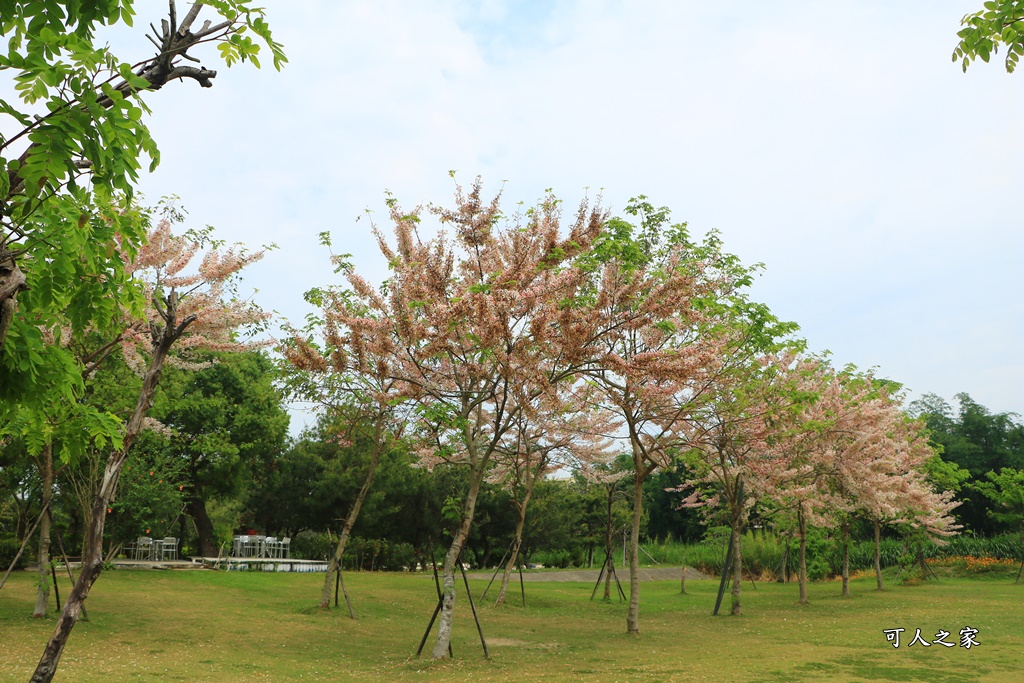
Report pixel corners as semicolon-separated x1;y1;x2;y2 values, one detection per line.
639;531;1023;579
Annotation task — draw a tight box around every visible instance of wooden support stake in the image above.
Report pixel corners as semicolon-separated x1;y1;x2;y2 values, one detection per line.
0;501;50;592
589;557;607;600
50;563;61;612
459;558;489;659
427;540;452;658
611;561;626;601
339;569;355;619
713;535;735;616
52;527;87;622
480;539;513;601
416;598;444;657
518;561;525;607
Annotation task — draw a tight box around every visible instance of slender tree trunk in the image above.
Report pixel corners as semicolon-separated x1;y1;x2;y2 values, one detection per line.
33;444;54;618
841;522;850;597
730;523;742;616
798;504;808;605
320;432;385;610
187;496;218;558
626;465;643;634
431;465;486;659
495;493;530;606
31;311;179;683
874;519;883;590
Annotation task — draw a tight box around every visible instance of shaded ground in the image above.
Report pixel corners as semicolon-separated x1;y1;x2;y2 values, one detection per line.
466;566;710;582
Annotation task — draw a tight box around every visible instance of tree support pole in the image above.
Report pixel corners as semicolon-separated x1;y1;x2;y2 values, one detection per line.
49;564;61;612
459;558;489;659
713;536;735;616
480;539;514;601
415;598;444;658
339;570;355;619
428;541;452;658
0;501;50;592
590;556;608;600
52;528;87;621
611;560;626;601
518;561;525;607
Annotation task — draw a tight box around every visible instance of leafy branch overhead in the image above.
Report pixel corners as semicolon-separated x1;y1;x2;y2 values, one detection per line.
0;0;286;353
954;0;1024;72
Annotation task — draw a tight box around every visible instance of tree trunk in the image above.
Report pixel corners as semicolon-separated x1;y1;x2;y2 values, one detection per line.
496;489;531;606
874;519;883;590
431;465;486;659
187;496;218;558
841;522;850;597
31;306;179;683
626;466;643;634
730;523;742;616
798;504;808;605
0;252;27;349
319;437;384;610
33;443;54;618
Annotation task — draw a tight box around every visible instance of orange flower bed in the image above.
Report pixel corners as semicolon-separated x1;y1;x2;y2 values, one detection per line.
925;555;1018;573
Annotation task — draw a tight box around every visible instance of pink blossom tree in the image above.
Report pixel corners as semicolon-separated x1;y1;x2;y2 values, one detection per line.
576;198;796;632
762;365;959;603
31;209;269;683
317;180;606;658
281;292;414;612
675;352;808;615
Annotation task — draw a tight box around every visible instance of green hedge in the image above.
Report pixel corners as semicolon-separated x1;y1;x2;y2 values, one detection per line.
641;532;1023;579
0;535;28;571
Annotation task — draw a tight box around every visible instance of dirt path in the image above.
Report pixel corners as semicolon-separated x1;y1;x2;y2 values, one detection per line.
466;566;709;582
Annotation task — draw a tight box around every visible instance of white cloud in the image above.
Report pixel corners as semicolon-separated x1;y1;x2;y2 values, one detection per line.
85;0;1021;421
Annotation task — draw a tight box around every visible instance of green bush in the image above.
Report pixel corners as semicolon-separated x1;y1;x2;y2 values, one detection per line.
640;529;908;579
933;534;1022;561
291;530;332;561
0;535;28;571
531;549;574;569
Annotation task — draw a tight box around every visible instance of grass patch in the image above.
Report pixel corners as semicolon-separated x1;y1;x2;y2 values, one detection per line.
1;568;1021;682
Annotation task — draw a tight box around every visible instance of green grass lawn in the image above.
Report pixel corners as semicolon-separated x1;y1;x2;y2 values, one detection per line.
1;568;1021;682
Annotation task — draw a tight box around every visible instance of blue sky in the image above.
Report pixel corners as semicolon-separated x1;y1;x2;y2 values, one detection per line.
98;0;1023;430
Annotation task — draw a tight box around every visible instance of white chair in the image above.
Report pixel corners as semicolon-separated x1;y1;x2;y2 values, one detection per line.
266;536;289;559
161;537;178;561
279;537;291;559
262;537;277;559
134;537;153;561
